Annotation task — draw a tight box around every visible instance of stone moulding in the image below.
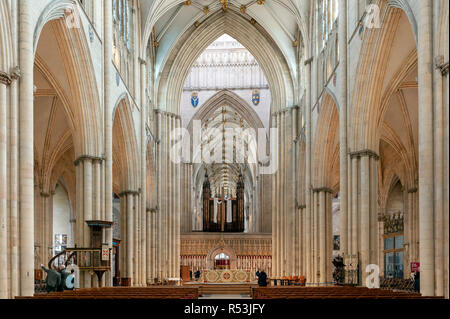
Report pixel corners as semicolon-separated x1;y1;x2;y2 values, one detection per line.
0;71;12;85
349;149;380;160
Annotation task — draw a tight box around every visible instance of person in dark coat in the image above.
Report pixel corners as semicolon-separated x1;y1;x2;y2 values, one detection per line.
58;265;70;292
414;270;420;293
41;264;61;293
256;270;268;287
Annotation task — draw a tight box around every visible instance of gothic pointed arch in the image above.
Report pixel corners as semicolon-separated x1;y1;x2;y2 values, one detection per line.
34;4;103;157
156;9;295;115
350;2;417;152
312;92;339;188
112;95;140;193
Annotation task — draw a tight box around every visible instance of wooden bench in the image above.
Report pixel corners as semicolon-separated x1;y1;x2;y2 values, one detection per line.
251;286;442;299
16;287;199;300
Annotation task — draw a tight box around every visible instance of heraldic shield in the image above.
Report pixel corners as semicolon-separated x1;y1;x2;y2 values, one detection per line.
191;92;199;107
252;90;260;106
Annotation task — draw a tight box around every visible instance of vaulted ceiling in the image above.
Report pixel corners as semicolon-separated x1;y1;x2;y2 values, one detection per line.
139;0;310;80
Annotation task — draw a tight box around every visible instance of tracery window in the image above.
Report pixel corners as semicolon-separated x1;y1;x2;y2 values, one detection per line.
113;0;134;93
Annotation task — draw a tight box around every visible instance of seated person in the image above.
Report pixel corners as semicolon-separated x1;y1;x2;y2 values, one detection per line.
299;275;306;286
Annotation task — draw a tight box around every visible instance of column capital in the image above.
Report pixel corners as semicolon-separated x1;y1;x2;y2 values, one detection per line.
118;190;140;197
408;187;418;194
312;187;334;194
435;55;449;76
74;155;105;166
349;149;379;160
0;71;12;85
138;58;147;65
304;57;313;65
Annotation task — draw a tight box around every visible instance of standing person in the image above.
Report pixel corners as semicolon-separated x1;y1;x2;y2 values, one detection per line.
64;269;76;291
41;264;61;293
414;270;420;293
256;269;268;287
58;265;69;292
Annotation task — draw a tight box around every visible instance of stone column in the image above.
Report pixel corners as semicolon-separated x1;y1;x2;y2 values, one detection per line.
75;160;84;248
156;110;162;281
360;154;370;284
318;190;326;284
276;112;281;277
93;159;101;221
133;193;139;285
104;0;114;287
19;0;34;296
83;158;93;249
304;51;312;283
312;191;318;284
351;156;358;256
119;193;127;282
9;1;20;299
338;0;348;256
0;72;8;299
432;0;445;297
417;0;435;296
126;192;134;284
370;156;378;266
175;117;181;280
140;58;147;284
271;113;278;277
280;111;286;276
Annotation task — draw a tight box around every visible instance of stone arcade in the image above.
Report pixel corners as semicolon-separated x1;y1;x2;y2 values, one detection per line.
0;0;448;299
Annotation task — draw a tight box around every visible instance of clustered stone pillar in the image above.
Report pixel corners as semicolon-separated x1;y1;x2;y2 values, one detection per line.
18;0;34;297
1;56;21;298
119;191;135;285
312;188;333;285
103;0;114;287
140;58;148;286
404;188;418;277
181;163;193;233
346;150;379;286
0;64;20;298
417;0;435;297
153;110;181;281
338;0;348;257
74;156;105;288
34;189;54;269
271;107;297;278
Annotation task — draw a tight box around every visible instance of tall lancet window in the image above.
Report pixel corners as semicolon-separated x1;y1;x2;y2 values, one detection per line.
320;0;339;48
112;0;135;94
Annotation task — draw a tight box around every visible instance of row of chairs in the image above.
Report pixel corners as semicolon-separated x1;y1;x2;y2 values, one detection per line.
251;286;441;299
15;286;199;300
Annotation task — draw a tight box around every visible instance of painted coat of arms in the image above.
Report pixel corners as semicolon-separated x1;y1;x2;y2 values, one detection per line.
191;92;199;107
252;90;260;106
